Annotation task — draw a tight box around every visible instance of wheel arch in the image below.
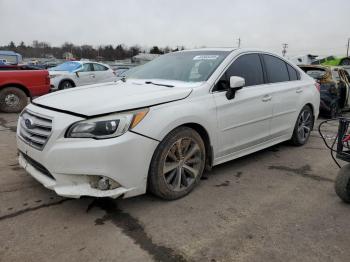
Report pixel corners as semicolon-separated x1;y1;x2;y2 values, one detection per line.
0;83;31;98
305;102;314;115
172;122;213;171
59;78;76;88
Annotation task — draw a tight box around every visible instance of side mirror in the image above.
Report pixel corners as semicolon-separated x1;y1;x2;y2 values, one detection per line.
75;71;80;78
226;76;245;100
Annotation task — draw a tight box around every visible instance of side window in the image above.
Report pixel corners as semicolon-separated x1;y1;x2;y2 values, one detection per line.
82;63;93;72
223;54;264;88
287;64;299;81
93;63;108;71
263;55;289;83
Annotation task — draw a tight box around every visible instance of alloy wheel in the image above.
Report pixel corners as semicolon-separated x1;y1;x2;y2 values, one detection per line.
297;110;312;142
163;137;203;192
4;94;20;107
63;82;72;89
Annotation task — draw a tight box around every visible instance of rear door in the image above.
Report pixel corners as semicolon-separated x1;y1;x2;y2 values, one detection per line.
262;54;302;139
93;63;114;83
76;63;96;86
213;53;273;158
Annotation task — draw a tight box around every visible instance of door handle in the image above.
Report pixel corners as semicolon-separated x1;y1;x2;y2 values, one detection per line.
296;88;303;93
262;95;272;102
90;74;95;78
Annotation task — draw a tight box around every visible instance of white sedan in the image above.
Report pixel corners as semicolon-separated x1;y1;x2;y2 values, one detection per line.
49;61;116;90
17;48;319;200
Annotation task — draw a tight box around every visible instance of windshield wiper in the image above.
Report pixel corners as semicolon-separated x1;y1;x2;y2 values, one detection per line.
145;81;174;88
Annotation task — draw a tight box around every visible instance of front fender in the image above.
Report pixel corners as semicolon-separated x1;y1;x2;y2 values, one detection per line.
132;95;219;153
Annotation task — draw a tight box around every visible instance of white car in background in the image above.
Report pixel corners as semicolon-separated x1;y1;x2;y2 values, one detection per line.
17;48;319;200
49;61;116;90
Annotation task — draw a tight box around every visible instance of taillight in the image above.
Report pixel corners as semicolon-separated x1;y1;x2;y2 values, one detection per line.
315;82;320;92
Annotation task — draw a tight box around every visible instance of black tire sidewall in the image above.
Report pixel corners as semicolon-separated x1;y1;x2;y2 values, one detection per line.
0;87;27;113
148;127;206;200
335;164;350;203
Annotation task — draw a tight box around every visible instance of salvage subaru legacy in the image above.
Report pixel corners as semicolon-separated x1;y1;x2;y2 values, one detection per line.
17;48;320;200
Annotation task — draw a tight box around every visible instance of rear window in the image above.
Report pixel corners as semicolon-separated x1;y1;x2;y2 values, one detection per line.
93;63;108;71
263;55;289;83
287;64;299;81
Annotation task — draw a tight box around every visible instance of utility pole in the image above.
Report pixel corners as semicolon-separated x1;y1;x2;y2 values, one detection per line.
347;38;350;57
237;38;241;48
282;43;288;57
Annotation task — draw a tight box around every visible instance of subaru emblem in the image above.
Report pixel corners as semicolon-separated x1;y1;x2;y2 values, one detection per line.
25;118;35;129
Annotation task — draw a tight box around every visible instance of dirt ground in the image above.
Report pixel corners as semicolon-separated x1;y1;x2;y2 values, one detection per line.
0;112;349;262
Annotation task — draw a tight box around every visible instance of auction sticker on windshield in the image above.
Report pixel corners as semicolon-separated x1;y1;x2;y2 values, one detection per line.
193;55;219;60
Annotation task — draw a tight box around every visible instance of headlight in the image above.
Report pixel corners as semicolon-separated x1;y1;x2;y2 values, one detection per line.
66;108;149;139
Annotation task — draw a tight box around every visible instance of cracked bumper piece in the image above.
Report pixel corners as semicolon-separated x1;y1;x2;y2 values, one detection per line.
17;106;159;199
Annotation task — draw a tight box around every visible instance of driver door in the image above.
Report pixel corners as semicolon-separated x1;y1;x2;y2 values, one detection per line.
213;53;273;159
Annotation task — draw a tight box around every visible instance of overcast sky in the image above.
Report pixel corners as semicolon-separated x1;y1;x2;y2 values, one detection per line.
0;0;349;56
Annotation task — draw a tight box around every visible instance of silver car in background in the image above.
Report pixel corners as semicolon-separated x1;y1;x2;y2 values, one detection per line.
49;61;116;90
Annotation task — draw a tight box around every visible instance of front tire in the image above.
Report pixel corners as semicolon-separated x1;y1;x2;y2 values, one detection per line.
290;105;314;146
335;164;350;203
0;87;28;113
148;127;206;200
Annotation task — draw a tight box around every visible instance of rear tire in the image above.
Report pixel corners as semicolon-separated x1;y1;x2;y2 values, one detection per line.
290;105;314;146
148;127;206;200
0;87;28;113
58;80;73;90
335;164;350;203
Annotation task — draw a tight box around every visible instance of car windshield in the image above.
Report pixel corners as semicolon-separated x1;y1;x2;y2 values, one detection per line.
50;61;81;72
127;51;230;83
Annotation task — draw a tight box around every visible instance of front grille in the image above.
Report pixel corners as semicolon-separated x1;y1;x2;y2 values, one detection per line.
21;152;55;180
19;110;53;150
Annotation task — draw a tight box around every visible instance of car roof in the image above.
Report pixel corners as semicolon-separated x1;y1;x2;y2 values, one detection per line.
179;48;291;59
65;60;108;66
182;47;236;52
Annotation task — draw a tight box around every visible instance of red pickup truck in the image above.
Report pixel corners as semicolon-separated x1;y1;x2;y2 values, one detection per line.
0;70;50;113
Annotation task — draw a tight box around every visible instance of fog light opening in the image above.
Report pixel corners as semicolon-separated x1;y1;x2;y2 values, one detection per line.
89;176;121;191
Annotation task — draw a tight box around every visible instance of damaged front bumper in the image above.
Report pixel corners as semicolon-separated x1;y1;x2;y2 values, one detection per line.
17;104;159;199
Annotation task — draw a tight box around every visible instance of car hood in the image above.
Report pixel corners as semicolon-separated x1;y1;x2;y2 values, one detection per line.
33;80;195;116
